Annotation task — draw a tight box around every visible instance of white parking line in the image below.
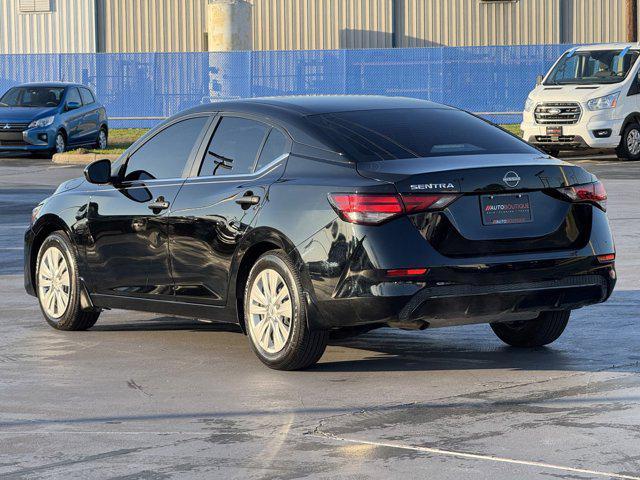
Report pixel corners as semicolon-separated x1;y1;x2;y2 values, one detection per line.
315;434;640;480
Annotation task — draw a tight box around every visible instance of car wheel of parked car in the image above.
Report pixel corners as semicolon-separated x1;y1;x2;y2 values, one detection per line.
616;123;640;161
96;128;108;150
490;310;570;347
36;232;100;331
244;250;328;370
54;132;66;155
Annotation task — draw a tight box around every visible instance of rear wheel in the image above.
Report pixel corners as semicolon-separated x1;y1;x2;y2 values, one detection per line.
96;128;108;150
244;250;328;370
616;123;640;161
36;232;100;331
490;310;570;347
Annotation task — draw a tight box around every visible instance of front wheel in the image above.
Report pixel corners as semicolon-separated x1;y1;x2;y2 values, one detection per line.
616;123;640;161
53;132;66;155
244;250;328;370
490;310;570;347
36;232;100;331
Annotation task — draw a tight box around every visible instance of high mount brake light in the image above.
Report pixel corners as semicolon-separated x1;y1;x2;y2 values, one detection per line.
328;193;459;225
558;181;607;211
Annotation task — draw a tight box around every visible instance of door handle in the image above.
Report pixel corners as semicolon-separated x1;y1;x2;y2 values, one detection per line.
235;193;260;207
148;197;170;212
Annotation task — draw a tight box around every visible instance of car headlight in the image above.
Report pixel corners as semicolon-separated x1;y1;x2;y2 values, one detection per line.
28;115;55;129
587;92;620;111
524;97;535;112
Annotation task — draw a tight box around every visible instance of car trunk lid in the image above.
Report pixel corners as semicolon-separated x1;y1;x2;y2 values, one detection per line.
356;154;597;257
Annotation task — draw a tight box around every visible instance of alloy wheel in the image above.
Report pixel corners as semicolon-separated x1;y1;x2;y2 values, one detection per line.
98;130;108;149
38;246;71;319
55;134;66;154
627;129;640;156
247;268;293;354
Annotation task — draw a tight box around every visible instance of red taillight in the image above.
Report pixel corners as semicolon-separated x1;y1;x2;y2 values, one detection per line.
597;253;615;263
559;181;607;211
386;268;428;277
328;193;458;225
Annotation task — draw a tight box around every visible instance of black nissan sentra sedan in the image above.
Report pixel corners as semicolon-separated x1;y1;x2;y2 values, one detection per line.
24;96;616;370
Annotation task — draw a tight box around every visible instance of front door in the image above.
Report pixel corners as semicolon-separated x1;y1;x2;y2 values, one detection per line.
168;114;291;306
84;115;212;300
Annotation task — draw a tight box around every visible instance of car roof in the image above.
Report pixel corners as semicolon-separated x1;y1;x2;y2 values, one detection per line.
181;95;449;119
574;43;639;52
13;82;85;88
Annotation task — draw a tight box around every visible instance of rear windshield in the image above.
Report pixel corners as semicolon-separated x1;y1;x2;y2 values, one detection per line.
306;108;535;162
0;86;65;108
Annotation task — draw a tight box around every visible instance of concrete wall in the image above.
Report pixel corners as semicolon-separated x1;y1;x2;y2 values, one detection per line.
0;0;96;53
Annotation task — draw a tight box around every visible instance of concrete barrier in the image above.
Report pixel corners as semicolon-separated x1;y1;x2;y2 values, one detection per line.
52;153;121;165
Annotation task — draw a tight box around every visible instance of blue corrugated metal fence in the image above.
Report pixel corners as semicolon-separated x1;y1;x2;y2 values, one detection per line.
0;44;572;128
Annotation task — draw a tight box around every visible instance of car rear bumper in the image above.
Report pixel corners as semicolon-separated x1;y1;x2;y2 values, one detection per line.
309;260;616;330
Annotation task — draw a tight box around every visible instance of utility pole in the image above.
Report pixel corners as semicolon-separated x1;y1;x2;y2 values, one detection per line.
627;0;638;43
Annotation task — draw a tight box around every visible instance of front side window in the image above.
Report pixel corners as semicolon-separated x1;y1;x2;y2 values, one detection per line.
124;117;209;181
65;88;82;107
306;108;536;162
199;116;269;176
0;86;64;107
80;88;95;105
545;49;639;85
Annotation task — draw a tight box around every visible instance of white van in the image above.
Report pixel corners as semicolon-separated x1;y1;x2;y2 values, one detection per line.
521;43;640;160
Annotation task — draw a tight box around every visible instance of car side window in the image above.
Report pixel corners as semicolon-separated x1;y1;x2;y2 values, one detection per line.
198;116;269;177
255;129;289;171
66;87;81;107
124;116;209;181
80;88;95;105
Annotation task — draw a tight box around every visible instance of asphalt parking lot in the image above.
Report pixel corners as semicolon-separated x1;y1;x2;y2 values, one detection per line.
0;153;639;479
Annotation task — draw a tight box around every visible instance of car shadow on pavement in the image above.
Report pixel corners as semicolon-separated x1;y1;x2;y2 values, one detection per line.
86;290;639;374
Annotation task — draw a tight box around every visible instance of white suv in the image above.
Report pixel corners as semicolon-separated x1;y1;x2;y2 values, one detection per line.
521;43;640;160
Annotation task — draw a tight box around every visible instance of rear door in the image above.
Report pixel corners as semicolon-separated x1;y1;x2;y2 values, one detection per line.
85;114;212;301
78;87;99;144
168;114;291;305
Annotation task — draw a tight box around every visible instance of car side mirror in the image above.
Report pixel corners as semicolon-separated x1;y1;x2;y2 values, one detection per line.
65;101;81;111
535;75;544;86
84;159;112;185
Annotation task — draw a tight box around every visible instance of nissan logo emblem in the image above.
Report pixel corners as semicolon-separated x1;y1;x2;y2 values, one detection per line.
503;171;521;188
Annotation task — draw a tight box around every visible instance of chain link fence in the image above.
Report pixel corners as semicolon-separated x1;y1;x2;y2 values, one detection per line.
0;44;574;128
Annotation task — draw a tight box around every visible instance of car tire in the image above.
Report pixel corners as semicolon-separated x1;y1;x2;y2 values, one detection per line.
96;128;108;150
616;123;640;161
54;132;66;155
36;231;100;331
244;250;328;370
490;310;570;347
